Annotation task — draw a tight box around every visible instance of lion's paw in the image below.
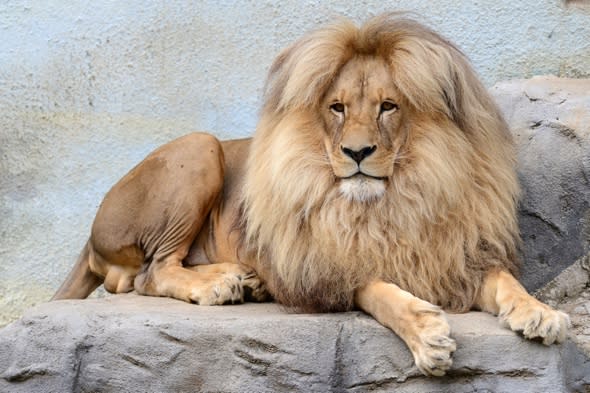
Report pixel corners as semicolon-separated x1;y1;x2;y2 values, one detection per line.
190;275;244;305
500;299;569;345
239;270;270;302
187;263;269;303
407;302;456;376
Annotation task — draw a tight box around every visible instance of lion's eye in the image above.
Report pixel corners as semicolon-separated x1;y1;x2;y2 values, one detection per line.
330;103;345;113
380;101;398;113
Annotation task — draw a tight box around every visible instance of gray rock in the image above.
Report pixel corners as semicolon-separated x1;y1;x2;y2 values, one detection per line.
492;76;590;291
1;295;588;392
535;252;590;307
535;252;590;358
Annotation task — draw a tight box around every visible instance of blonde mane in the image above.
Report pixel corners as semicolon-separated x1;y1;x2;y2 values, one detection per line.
241;14;520;312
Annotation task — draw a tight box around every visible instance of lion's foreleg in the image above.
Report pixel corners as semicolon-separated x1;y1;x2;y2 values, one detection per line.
354;280;456;377
135;252;247;305
475;269;569;345
186;263;269;302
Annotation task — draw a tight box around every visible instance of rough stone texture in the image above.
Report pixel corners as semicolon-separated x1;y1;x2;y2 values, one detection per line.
1;0;590;328
536;253;590;308
1;295;589;392
537;252;590;357
491;76;590;291
559;287;590;358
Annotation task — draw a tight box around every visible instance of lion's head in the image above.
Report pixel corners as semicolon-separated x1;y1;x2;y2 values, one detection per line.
242;14;520;312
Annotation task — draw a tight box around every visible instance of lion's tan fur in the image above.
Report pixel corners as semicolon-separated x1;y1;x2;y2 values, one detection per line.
242;14;520;312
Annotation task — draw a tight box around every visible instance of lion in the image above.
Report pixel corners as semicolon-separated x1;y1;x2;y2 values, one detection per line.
52;14;569;376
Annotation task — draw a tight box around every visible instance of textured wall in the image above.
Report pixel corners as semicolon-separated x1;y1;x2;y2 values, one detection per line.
1;1;589;326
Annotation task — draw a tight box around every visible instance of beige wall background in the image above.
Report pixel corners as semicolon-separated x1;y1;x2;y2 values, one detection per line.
1;0;589;326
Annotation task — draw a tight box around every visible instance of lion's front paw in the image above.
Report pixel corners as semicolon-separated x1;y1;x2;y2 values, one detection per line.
190;275;244;305
187;263;269;303
407;302;456;377
500;299;570;345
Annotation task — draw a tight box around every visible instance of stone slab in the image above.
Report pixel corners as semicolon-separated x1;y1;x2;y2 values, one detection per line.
1;295;589;392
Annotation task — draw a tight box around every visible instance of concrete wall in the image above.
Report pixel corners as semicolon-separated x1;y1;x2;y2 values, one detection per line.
1;1;589;326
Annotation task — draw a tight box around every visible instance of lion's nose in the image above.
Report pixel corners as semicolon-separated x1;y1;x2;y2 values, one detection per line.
341;145;377;164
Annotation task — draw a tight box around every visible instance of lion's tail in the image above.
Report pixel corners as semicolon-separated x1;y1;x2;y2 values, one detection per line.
51;241;103;300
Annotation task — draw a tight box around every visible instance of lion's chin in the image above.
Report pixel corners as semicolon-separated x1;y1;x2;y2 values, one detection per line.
338;175;386;202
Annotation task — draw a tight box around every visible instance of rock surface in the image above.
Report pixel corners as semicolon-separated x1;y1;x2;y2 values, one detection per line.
537;252;590;357
1;295;589;392
492;76;590;291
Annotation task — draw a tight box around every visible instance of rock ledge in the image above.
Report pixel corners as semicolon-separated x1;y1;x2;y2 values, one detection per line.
1;295;589;392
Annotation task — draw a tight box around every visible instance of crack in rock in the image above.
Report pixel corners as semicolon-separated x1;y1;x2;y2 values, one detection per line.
2;365;53;382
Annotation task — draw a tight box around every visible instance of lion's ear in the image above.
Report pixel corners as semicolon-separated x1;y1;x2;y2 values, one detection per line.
262;21;358;115
439;52;500;134
437;46;507;140
263;39;340;115
389;36;464;122
440;59;469;129
389;30;502;137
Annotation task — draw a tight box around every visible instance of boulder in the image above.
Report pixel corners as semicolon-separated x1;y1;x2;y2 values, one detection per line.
1;295;589;392
492;76;590;291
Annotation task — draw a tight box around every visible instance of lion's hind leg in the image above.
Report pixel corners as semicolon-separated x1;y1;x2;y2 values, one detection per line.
475;269;569;345
354;280;456;377
102;264;137;294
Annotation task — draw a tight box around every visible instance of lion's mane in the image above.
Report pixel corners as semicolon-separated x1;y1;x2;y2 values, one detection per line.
241;14;520;312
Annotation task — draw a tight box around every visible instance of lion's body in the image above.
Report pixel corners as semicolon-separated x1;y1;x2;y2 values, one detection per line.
53;14;569;376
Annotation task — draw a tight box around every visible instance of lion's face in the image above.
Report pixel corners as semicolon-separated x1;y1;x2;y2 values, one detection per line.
321;57;406;202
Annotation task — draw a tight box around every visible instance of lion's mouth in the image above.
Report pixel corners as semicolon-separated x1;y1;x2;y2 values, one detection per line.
340;172;387;181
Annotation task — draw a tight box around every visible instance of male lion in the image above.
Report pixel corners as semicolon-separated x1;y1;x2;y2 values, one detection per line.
53;14;569;376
